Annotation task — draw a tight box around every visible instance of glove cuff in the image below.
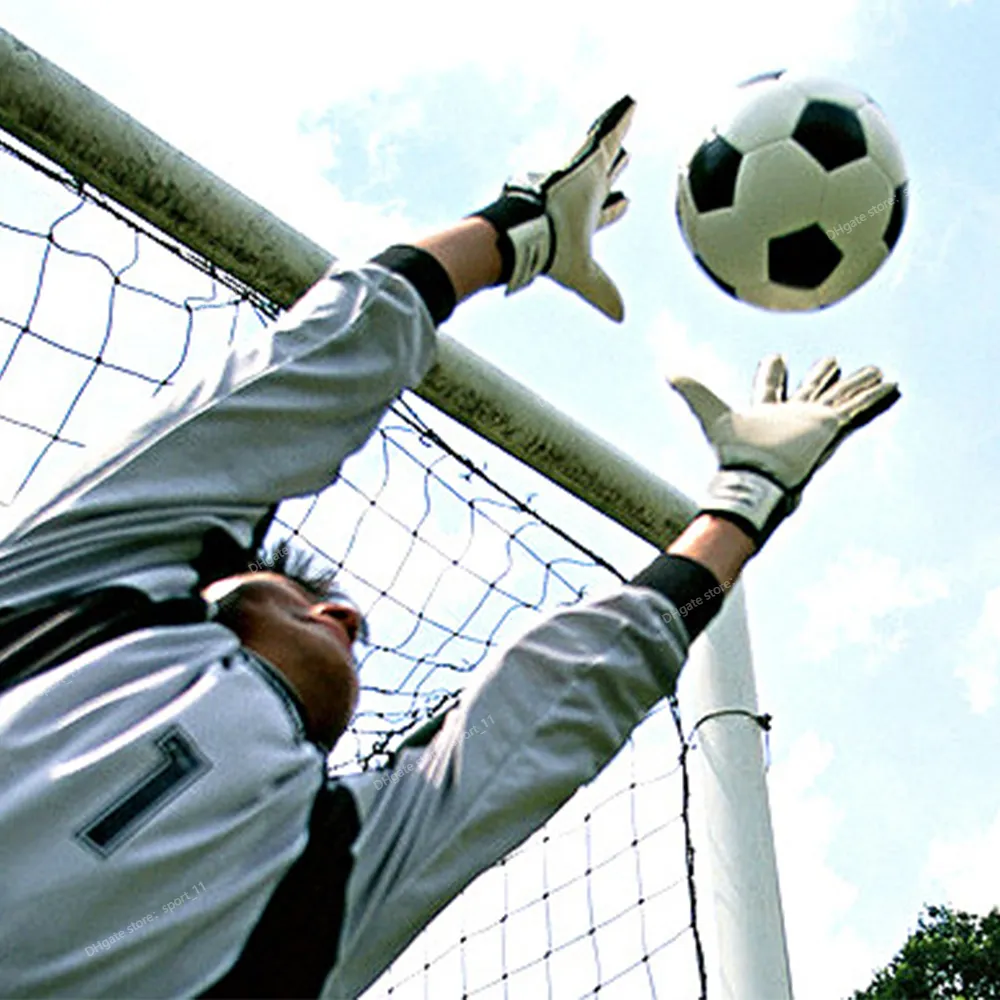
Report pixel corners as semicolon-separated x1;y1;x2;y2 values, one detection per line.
702;469;794;547
473;192;553;293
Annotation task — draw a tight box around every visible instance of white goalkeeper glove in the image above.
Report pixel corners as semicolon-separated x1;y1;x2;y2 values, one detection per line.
671;355;901;547
474;95;635;321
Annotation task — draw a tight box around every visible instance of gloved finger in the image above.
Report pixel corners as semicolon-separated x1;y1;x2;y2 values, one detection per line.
597;191;629;231
566;96;636;170
607;147;631;186
791;357;840;403
812;381;901;475
595;97;637;167
821;365;882;407
752;355;788;405
591;95;636;145
669;375;733;434
836;380;901;430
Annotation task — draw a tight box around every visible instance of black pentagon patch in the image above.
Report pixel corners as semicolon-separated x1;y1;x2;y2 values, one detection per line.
769;225;843;289
688;135;743;212
883;182;907;250
694;255;737;299
792;101;867;171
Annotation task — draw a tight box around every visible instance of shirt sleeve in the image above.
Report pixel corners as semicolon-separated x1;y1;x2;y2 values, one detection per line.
0;261;438;608
322;584;690;1000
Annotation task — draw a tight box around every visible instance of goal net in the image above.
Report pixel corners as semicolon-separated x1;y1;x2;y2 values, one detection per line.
0;28;791;1000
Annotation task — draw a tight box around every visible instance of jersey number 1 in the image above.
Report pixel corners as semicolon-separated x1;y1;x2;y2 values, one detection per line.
76;725;211;858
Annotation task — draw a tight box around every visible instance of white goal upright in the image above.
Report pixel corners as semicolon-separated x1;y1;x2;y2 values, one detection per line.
0;27;791;999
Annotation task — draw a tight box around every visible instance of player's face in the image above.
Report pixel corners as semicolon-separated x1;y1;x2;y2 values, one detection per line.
228;573;363;746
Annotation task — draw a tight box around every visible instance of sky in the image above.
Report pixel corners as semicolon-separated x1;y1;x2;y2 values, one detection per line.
1;0;999;996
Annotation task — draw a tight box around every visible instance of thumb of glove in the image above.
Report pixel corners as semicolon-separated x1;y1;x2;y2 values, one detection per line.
669;376;733;440
568;261;625;322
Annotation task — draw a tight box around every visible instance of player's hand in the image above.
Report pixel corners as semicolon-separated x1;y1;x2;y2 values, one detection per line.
670;355;901;547
474;96;635;321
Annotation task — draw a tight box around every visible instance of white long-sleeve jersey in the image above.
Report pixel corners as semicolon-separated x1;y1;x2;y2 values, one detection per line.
0;251;707;999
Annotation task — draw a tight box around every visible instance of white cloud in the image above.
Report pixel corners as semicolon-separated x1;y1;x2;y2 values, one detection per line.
769;732;876;999
957;586;1000;713
924;806;1000;913
796;548;948;664
2;0;877;220
647;308;746;406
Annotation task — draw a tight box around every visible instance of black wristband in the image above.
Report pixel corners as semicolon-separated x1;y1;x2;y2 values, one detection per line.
630;553;732;641
472;194;545;285
371;245;457;326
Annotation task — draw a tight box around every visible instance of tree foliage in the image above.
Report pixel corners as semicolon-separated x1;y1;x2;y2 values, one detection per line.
851;905;1000;999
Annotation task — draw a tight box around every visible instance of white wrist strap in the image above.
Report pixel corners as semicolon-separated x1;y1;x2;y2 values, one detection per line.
505;215;552;293
704;469;786;535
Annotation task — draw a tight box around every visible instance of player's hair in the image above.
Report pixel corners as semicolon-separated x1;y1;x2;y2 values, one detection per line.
209;540;341;634
250;540;340;602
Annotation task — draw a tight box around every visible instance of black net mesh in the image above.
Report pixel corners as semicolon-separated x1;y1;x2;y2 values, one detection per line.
0;132;707;999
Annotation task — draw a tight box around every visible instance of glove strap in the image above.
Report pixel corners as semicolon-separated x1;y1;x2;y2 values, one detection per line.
473;192;553;292
702;469;793;546
506;215;552;292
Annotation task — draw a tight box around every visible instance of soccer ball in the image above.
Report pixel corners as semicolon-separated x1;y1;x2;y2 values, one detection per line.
675;71;908;311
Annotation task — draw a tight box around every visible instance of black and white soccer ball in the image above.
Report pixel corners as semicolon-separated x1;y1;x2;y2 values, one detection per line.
676;71;908;311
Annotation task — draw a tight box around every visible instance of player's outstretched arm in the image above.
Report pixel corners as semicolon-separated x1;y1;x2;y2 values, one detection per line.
412;218;502;304
325;354;899;997
0;96;634;612
666;513;756;588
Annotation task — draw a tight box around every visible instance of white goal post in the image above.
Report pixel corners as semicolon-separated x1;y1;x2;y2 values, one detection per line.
0;27;792;998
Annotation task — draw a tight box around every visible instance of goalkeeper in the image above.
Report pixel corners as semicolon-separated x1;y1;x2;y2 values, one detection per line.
0;97;899;999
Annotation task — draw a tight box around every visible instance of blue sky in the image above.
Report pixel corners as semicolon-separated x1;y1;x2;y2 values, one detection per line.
2;0;999;996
